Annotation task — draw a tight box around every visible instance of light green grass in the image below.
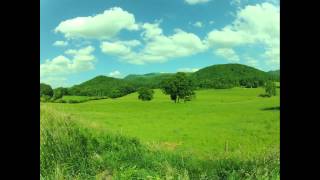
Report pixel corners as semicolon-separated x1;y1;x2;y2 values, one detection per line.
40;105;279;179
61;95;92;101
44;87;280;159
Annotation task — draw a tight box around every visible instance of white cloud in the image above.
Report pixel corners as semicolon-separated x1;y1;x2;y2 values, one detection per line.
40;77;68;88
40;46;96;78
140;22;163;40
193;21;203;28
209;20;215;24
108;70;123;78
177;67;199;72
207;2;279;66
53;40;68;47
185;0;211;5
101;23;208;64
215;48;240;63
244;56;259;68
55;7;139;39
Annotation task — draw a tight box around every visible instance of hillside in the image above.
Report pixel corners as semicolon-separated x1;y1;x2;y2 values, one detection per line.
192;64;269;81
66;64;279;97
68;75;135;97
190;64;270;88
124;73;175;88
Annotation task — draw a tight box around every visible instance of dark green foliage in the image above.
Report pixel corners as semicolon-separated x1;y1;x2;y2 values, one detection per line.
137;87;154;101
52;87;68;100
124;73;176;89
268;70;280;81
55;64;278;99
161;72;195;103
40;83;53;97
193;64;270;89
265;81;277;97
68;76;136;98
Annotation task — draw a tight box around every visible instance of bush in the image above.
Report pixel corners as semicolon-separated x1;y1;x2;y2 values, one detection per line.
40;83;53;97
40;95;51;102
54;99;67;103
137;87;154;101
265;81;277;97
67;99;81;104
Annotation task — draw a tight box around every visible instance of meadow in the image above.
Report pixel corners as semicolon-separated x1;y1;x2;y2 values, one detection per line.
44;87;279;158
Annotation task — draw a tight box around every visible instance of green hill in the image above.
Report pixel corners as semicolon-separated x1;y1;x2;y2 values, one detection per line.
191;64;270;88
68;75;135;97
124;73;175;88
66;64;279;97
192;64;268;80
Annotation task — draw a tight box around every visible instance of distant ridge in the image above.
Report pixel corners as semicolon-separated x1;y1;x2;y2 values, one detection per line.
64;64;279;96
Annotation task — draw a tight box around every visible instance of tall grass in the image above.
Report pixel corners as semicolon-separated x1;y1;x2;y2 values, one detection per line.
40;106;279;179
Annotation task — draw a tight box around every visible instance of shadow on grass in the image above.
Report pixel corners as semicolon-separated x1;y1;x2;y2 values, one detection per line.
261;106;280;111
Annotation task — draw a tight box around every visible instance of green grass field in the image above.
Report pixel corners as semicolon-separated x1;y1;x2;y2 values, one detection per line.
61;95;93;101
44;87;279;159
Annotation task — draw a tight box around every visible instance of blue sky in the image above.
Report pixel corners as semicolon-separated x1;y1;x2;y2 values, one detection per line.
40;0;279;88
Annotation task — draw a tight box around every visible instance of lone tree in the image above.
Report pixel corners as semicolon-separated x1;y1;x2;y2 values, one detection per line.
265;81;277;97
137;87;154;101
40;83;53;97
161;72;195;103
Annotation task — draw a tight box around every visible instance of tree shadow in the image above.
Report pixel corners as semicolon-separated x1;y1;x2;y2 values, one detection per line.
261;106;280;111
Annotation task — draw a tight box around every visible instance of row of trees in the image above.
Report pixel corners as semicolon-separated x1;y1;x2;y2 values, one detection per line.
40;83;69;101
196;78;266;89
41;73;278;103
137;73;277;102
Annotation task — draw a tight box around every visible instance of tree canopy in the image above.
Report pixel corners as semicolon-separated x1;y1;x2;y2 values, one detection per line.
40;83;53;97
161;72;195;103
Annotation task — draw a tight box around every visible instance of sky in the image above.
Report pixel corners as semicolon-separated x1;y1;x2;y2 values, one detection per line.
40;0;280;88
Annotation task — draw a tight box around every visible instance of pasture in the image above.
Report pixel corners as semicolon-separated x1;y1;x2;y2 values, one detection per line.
44;87;280;159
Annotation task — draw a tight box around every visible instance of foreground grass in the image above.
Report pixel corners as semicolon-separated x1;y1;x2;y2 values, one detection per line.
40;106;279;179
45;88;280;158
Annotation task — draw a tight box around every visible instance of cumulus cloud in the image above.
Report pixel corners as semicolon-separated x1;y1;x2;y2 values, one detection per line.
207;2;279;66
55;7;139;39
101;23;208;64
101;40;141;56
185;0;211;5
193;21;203;28
40;76;68;88
244;56;259;68
108;70;123;78
177;67;199;72
40;46;96;78
215;48;240;63
53;40;68;47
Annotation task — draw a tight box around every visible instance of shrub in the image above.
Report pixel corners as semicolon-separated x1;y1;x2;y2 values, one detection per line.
265;81;277;97
137;87;154;101
40;95;51;102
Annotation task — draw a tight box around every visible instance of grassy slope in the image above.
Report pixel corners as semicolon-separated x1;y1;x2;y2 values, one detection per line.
45;88;280;159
